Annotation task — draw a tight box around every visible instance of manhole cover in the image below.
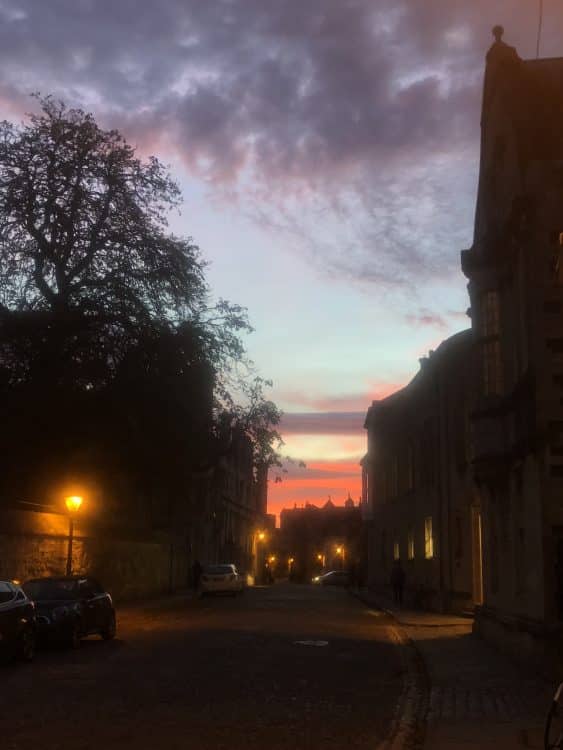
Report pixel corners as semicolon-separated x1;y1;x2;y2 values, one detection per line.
293;640;329;647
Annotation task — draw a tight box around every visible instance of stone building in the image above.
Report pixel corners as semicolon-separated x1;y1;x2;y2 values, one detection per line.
461;29;563;664
363;29;563;668
194;429;268;576
0;427;268;598
279;498;362;583
363;331;478;612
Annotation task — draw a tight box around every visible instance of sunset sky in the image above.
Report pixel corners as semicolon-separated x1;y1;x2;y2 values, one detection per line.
1;1;562;517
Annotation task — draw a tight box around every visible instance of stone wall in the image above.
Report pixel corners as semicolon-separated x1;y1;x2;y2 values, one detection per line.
0;509;189;601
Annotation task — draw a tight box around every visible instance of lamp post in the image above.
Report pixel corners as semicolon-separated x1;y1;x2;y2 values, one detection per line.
255;530;266;584
288;557;295;577
65;495;83;575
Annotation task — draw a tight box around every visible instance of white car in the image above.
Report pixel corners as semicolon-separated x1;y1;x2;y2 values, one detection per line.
199;564;244;596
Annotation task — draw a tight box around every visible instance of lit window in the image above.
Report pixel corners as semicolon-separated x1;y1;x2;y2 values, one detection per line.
393;540;400;561
408;527;415;560
424;517;434;559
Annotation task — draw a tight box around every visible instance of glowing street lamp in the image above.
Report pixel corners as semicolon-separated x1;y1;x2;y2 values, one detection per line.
257;531;266;542
65;495;83;576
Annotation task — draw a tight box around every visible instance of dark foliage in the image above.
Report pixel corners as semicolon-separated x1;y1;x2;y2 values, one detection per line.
0;97;281;514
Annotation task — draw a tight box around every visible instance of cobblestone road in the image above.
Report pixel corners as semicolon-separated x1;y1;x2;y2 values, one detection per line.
4;585;403;750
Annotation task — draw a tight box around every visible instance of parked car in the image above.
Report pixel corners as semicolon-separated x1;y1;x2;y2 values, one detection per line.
313;570;349;587
23;576;116;648
0;580;36;662
199;564;244;596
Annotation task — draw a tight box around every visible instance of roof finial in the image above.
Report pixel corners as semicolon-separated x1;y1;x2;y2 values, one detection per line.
492;25;504;43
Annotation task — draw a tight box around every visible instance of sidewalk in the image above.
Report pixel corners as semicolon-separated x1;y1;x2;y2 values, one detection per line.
355;590;552;749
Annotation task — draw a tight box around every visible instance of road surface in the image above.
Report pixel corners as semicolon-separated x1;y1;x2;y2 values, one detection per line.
5;583;403;750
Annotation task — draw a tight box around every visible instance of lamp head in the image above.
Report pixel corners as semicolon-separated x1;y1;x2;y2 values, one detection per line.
65;495;83;513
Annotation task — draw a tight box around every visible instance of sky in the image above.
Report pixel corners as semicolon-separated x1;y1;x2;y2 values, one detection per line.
0;0;562;518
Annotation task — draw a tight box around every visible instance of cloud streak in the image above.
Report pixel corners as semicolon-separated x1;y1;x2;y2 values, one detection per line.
280;411;365;436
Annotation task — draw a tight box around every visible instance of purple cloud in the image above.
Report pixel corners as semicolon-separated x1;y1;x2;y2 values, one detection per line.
0;1;559;289
280;411;364;436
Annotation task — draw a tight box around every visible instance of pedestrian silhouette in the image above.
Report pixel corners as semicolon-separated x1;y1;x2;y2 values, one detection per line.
192;559;203;591
390;559;405;606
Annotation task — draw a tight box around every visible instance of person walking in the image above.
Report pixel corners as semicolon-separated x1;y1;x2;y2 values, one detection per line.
390;559;406;606
192;559;203;592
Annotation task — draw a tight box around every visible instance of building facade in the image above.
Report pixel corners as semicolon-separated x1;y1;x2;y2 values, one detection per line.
279;498;362;583
461;31;563;664
364;29;563;669
363;331;478;612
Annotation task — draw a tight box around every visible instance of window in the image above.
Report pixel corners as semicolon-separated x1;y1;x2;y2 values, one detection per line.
482;290;500;336
515;528;526;593
406;441;415;491
483;339;503;395
407;527;415;560
390;456;398;497
421;419;436;487
424;517;434;559
481;291;503;396
490;514;499;594
393;540;400;561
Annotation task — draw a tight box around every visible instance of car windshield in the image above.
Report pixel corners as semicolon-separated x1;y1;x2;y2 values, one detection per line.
23;579;80;601
205;565;234;575
0;583;14;603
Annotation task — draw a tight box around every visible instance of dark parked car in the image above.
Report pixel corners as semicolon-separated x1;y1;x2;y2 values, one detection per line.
23;576;116;648
0;580;36;662
315;570;349;587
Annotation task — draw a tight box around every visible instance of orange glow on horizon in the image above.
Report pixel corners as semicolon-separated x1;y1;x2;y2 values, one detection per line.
268;458;362;519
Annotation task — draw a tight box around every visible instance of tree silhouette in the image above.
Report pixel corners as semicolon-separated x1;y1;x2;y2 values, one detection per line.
0;97;280;514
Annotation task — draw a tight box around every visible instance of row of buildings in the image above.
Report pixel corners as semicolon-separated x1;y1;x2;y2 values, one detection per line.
278;498;362;582
361;30;563;668
0;428;269;599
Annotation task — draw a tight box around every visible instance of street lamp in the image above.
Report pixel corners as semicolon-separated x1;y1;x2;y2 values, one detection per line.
254;531;267;584
65;495;83;576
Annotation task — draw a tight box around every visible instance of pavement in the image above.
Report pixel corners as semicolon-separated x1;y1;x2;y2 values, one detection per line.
355;590;554;749
4;584;404;750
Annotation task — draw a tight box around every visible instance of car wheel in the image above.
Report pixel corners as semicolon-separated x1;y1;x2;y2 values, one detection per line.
101;613;116;641
16;626;35;662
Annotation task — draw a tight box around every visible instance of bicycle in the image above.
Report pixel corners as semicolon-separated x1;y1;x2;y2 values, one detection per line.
545;683;563;749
